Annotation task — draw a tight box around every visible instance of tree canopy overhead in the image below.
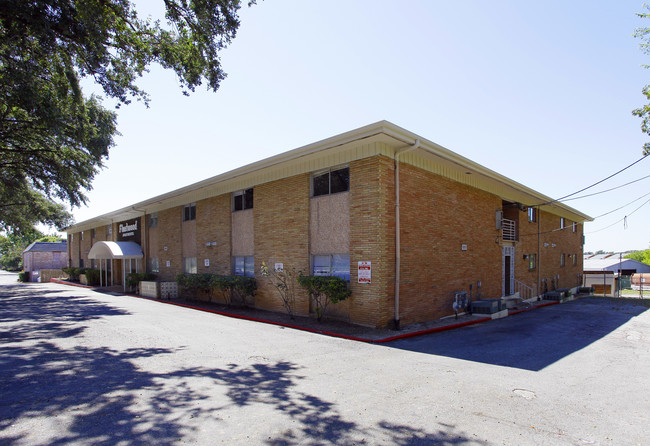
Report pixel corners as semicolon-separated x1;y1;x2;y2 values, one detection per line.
634;6;650;155
0;0;254;236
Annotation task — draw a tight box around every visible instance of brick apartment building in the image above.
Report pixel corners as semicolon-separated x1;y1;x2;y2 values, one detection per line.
23;241;68;282
65;121;592;328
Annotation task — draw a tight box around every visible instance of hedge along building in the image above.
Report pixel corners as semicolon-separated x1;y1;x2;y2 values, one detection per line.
65;121;592;329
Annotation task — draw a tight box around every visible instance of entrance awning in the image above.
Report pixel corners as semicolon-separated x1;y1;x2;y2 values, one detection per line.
88;241;143;260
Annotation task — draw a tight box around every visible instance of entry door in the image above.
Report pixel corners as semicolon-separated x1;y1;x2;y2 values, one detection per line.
503;246;515;297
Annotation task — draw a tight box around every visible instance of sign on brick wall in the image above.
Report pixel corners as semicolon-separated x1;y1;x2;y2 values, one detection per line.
117;217;141;243
358;261;371;284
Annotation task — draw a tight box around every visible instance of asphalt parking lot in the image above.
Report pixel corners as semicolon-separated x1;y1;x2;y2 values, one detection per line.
1;270;649;445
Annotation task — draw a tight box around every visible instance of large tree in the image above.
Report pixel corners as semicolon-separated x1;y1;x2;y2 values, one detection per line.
634;6;650;155
0;0;254;236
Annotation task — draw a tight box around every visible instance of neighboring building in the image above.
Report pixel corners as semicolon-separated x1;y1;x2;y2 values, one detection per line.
23;241;68;282
65;121;592;328
583;253;650;276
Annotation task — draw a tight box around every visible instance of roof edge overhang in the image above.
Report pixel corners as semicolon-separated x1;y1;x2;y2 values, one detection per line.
66;121;592;233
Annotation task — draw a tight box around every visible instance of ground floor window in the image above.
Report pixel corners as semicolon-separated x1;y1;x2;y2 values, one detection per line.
234;256;254;277
149;257;160;273
183;257;197;274
312;254;350;281
528;253;536;270
560;253;566;267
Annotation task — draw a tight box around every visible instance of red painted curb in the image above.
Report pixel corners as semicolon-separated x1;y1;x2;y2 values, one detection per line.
50;278;94;289
128;294;374;342
49;278;568;343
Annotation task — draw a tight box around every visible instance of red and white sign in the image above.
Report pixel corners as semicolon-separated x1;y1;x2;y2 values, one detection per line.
358;261;371;284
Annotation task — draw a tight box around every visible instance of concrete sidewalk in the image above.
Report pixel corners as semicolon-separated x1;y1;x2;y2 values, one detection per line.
51;277;563;342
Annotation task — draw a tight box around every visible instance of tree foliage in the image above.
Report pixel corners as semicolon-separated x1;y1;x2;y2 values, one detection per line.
625;249;650;265
0;0;254;235
0;230;53;270
634;6;650;155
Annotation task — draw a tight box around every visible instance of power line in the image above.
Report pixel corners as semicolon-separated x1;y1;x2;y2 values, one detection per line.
591;190;650;219
586;198;650;235
518;190;650;239
534;154;649;207
560;173;650;202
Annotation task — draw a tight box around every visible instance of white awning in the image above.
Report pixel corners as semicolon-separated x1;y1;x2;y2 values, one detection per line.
88;241;143;260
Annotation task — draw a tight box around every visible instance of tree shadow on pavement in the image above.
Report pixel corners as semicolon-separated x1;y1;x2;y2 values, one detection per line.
0;283;481;445
388;298;649;371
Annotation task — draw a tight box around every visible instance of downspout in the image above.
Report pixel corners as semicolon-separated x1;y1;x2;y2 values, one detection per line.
394;139;420;330
537;207;541;298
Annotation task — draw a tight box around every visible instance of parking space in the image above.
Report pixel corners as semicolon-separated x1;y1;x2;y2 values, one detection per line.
1;271;649;445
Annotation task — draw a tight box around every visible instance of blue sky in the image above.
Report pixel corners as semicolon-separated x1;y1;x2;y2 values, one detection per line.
72;0;650;253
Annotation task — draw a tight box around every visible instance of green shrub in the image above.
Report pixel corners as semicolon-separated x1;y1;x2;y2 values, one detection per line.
84;269;101;286
17;271;29;282
176;273;256;306
231;275;256;307
62;266;80;281
261;262;298;318
176;273;214;300
297;275;351;321
126;272;158;291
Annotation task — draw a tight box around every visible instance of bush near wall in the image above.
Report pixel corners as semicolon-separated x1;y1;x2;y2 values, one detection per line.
175;273;256;306
125;273;158;292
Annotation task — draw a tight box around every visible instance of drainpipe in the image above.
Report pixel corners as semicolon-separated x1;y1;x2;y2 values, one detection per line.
394;139;421;330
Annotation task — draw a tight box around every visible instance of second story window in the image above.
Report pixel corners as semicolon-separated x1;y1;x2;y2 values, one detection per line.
183;203;196;221
233;188;254;211
312;166;349;197
527;207;536;223
149;213;158;228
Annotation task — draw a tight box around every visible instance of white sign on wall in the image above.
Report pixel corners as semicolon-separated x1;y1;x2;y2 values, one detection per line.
275;263;284;273
358;261;371;284
204;259;210;267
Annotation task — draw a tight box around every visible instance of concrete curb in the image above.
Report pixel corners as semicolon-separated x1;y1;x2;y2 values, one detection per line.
49;278;564;343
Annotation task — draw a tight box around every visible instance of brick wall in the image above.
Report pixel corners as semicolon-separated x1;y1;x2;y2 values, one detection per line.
196;194;232;276
79;230;92;268
156;206;182;281
254;174;311;315
349;156;395;328
515;208;584;294
68;233;80;267
398;162;503;325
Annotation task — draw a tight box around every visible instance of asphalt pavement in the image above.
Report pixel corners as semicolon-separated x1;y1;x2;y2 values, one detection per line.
1;270;649;445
